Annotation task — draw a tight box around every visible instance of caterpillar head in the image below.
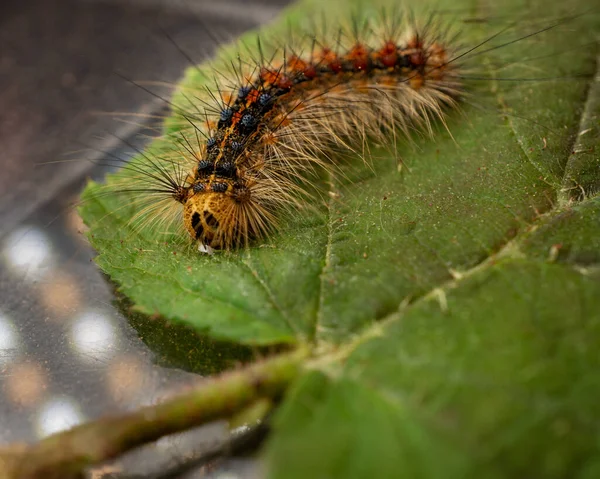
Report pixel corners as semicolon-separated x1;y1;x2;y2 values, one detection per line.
183;193;224;248
182;180;267;250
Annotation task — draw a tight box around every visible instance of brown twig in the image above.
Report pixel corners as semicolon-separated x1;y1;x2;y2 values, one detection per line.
0;348;307;479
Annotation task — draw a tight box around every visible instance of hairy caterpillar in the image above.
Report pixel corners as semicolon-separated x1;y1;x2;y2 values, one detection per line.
90;1;595;253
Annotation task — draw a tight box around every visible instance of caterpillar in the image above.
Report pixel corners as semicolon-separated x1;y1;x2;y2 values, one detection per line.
92;1;595;253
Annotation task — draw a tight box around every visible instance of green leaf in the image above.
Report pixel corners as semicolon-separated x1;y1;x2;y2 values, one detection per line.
267;199;600;477
79;0;600;474
81;0;598;347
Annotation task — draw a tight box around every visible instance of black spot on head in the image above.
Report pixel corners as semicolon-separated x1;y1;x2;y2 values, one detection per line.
211;182;228;193
193;183;205;193
215;161;235;178
240;113;258;134
218;108;233;127
204;211;219;229
191;212;203;239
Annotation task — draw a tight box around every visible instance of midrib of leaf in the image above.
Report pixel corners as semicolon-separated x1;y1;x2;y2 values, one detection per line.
312;195;598;370
559;50;600;205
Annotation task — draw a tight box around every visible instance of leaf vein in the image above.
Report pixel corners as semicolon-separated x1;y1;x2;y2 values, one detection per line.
559;49;600;204
313;175;336;344
238;255;302;338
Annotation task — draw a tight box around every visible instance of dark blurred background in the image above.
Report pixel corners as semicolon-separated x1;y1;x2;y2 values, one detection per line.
0;0;290;477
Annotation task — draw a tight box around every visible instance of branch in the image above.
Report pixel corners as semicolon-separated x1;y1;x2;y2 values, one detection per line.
0;348;307;479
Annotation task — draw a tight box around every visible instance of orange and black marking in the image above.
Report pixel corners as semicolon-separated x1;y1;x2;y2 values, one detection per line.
173;32;454;250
